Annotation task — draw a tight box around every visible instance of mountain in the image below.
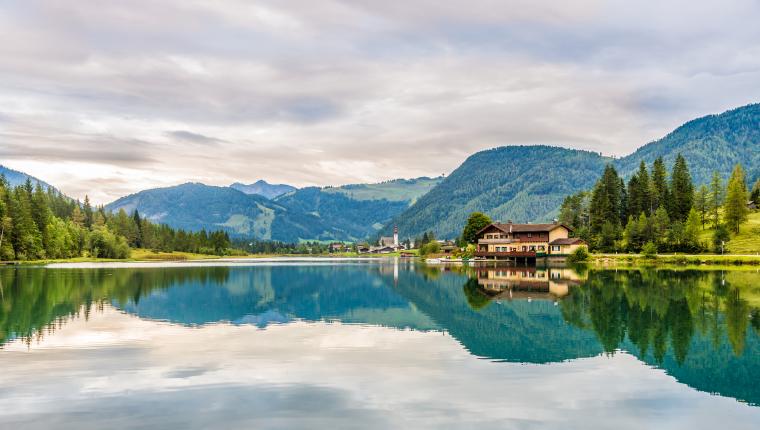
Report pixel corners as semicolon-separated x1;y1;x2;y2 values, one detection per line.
272;177;443;240
106;183;341;242
106;178;442;241
321;177;442;204
385;104;760;239
385;146;609;239
230;180;296;199
617;103;760;184
0;165;53;189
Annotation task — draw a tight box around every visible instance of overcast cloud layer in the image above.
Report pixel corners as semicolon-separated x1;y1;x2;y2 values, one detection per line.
1;0;759;203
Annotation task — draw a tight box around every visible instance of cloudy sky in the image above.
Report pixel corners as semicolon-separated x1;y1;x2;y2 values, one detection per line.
1;1;759;203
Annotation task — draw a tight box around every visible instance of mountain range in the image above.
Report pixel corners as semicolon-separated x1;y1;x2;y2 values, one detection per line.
382;103;760;239
229;180;297;199
105;177;442;241
0;165;53;189
4;104;759;242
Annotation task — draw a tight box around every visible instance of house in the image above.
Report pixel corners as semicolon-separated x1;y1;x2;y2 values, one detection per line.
474;220;586;260
749;200;757;210
437;240;458;254
330;242;348;252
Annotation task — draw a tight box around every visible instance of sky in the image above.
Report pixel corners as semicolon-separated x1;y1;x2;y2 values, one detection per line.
1;1;759;203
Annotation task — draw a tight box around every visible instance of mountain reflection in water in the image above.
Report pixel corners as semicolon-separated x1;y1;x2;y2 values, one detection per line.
0;262;759;406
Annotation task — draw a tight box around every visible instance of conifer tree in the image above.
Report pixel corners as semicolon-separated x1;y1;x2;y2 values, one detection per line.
684;208;702;252
724;164;749;233
636;161;652;214
669;154;694;222
650;157;669;212
590;165;623;235
83;195;94;228
694;185;709;229
10;187;43;259
709;171;723;229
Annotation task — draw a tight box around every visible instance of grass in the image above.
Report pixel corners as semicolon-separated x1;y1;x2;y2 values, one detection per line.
698;211;760;254
592;253;760;267
129;249;223;261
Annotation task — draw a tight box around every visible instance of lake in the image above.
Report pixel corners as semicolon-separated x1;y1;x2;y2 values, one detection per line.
1;260;759;429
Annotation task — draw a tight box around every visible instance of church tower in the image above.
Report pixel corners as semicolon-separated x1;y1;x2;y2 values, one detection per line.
393;225;399;248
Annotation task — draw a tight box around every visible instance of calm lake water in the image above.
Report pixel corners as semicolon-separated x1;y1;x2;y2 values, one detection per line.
1;260;759;429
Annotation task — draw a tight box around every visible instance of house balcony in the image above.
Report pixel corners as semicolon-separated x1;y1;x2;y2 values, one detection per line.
474;251;538;258
477;238;517;245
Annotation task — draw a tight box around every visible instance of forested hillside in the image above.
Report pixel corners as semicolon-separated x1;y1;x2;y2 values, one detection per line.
274;187;409;239
618;104;760;185
321;177;442;203
0;177;234;261
0;165;52;189
106;183;341;242
230;180;296;199
107;178;440;242
384;146;609;240
385;104;760;239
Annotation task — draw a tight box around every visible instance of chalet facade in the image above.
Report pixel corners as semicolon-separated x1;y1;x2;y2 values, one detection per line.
474;221;585;260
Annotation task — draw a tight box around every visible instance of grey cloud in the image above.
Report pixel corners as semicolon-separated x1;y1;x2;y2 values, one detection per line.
166;130;226;145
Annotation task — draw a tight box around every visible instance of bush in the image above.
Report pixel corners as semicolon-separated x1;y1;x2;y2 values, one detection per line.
712;224;731;253
641;241;658;259
88;227;130;259
419;241;441;257
567;246;590;263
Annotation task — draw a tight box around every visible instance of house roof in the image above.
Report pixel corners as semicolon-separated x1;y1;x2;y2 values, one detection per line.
476;222;573;237
549;238;586;245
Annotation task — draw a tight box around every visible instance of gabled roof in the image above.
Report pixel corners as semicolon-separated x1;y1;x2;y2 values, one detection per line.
549;238;586;245
476;222;573;237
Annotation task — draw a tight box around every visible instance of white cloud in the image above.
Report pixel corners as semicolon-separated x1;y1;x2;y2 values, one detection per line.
1;0;759;203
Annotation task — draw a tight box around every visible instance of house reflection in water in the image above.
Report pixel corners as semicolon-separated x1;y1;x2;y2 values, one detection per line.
475;267;584;301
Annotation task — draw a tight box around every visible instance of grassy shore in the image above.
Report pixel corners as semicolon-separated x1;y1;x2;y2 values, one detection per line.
591;253;760;267
698;211;760;254
0;249;416;265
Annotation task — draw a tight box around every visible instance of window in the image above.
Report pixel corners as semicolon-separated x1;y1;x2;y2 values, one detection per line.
527;233;532;238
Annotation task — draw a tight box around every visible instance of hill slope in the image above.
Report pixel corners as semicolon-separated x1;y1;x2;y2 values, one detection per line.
0;165;53;189
385;146;609;239
230;180;296;199
617;103;760;184
386;104;760;239
106;183;340;242
106;178;442;242
272;177;443;240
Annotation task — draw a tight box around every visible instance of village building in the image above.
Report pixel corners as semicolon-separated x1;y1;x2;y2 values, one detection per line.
330;242;348;252
362;226;407;254
474;221;586;261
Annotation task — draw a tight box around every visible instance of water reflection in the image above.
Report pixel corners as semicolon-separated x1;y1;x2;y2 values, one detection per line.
1;263;759;407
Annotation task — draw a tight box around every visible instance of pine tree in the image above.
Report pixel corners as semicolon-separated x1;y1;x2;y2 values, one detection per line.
637;161;652;214
669;154;694;222
590;165;623;235
709;171;723;229
83;195;94;228
694;185;709;229
132;210;143;248
684;208;702;252
10;187;43;259
650;157;669;212
724;164;749;233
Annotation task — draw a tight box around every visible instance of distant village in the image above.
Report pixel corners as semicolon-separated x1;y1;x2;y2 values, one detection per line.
330;220;586;263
